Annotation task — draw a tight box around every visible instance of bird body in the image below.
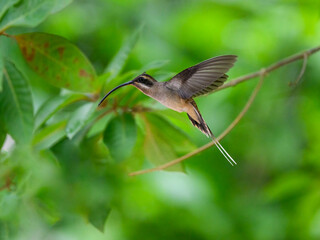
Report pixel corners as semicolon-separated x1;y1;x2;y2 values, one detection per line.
99;55;238;165
135;80;191;113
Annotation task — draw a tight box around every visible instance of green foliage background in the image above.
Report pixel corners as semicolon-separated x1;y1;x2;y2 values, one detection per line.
0;0;320;239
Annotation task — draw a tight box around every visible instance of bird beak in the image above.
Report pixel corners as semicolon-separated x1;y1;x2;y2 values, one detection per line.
98;80;134;106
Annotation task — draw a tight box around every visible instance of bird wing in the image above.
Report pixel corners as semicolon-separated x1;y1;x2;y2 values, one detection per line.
165;55;237;99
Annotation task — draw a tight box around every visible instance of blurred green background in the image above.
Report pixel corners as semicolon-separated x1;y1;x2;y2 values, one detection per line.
0;0;320;239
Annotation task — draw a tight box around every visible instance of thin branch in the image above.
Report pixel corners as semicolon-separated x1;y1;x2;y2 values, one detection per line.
289;52;308;86
215;46;320;92
129;71;266;176
0;32;14;40
0;32;10;37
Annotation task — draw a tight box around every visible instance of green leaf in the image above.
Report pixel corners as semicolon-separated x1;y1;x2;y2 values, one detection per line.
34;197;61;225
0;127;6;150
103;26;142;81
121;126;145;172
86;112;113;138
15;32;99;93
103;113;137;162
32;120;67;150
65;102;96;139
0;61;34;144
0;0;72;32
142;113;195;171
80;134;110;163
88;203;111;232
0;0;19;26
0;55;3;92
35;93;87;130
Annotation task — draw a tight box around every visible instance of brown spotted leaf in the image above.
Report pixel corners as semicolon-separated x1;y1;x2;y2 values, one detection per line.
15;32;99;93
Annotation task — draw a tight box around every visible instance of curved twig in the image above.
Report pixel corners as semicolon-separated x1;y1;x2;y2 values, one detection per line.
289;52;308;86
129;46;320;177
216;46;320;92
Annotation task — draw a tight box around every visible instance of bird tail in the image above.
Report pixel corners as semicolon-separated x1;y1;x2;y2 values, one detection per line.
187;101;237;166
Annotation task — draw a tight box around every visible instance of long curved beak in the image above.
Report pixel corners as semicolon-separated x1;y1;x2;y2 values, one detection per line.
98;80;134;106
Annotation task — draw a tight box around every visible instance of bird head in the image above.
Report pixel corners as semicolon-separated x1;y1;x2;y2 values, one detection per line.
98;73;157;106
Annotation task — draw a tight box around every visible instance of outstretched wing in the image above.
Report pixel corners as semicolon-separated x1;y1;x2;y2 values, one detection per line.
165;55;237;99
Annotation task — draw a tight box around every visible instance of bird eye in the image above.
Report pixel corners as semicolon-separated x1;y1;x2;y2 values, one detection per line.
136;76;153;87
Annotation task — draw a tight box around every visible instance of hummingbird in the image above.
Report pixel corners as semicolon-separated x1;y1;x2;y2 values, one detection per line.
99;55;237;165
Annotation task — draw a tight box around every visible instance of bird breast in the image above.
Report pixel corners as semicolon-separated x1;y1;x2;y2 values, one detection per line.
146;86;190;113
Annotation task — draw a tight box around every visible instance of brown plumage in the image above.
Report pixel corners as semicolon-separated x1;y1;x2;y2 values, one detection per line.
99;55;237;165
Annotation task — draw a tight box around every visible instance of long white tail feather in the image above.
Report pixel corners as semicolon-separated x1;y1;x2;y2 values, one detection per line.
212;137;234;166
209;133;237;166
190;102;237;166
